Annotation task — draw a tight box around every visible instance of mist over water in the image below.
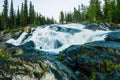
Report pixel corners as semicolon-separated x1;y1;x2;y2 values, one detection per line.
6;23;110;53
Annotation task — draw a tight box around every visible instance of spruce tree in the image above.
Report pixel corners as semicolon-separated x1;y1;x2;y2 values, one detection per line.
0;14;2;30
20;3;24;26
103;0;113;22
29;1;35;24
95;0;103;21
2;0;8;30
87;0;103;22
81;4;84;21
87;0;96;22
24;0;28;26
116;0;120;23
10;0;15;28
16;6;20;26
73;7;81;22
81;4;87;21
59;11;64;24
66;12;72;23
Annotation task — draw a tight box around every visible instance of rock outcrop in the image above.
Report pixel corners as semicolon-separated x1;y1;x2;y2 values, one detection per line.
105;31;120;42
86;22;120;31
59;39;120;80
0;42;78;80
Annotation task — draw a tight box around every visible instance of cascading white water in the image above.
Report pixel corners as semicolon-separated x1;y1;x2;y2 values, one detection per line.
6;23;110;53
6;32;28;46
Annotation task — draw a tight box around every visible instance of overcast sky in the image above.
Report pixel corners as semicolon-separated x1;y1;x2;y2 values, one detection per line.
0;0;91;22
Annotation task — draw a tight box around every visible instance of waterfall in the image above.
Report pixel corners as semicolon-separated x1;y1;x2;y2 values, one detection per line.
6;32;28;46
6;23;110;53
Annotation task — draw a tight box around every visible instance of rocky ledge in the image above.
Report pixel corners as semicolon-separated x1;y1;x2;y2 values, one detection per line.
58;31;120;80
0;42;78;80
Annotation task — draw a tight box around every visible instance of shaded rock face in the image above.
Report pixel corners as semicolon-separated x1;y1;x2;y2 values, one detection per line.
59;41;120;80
86;22;120;31
105;31;120;42
104;22;120;29
11;31;22;39
0;41;35;55
86;23;109;31
0;33;13;42
0;42;78;80
49;25;80;35
0;30;22;42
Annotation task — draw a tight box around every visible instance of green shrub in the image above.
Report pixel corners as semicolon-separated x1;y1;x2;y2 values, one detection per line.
0;49;12;61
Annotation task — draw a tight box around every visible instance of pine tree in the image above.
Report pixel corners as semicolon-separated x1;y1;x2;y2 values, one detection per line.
16;6;20;26
34;13;39;25
66;12;72;23
103;0;113;22
87;0;103;22
2;0;8;30
112;0;120;23
116;0;120;23
87;0;96;22
81;4;84;21
24;0;28;26
73;7;81;22
29;1;35;24
20;3;24;26
0;14;2;30
64;12;67;23
104;0;108;20
10;0;15;28
59;11;64;24
81;4;87;21
51;17;55;24
95;0;103;21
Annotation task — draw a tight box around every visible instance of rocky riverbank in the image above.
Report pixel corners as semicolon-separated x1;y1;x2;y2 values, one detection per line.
58;31;120;80
0;43;78;80
0;23;120;80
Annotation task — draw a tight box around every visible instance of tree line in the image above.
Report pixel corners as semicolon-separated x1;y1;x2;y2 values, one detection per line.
0;0;56;30
59;0;120;24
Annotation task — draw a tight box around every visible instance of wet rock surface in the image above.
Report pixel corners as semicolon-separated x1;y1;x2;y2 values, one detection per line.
86;23;108;31
86;22;120;31
104;22;120;30
59;40;120;80
0;42;78;80
0;30;22;42
105;31;120;42
49;25;81;34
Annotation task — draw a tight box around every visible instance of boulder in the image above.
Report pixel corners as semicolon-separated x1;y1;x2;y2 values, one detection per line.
104;22;120;29
24;26;31;33
117;24;120;28
11;30;22;39
105;31;120;42
86;22;120;31
86;23;104;31
86;23;109;31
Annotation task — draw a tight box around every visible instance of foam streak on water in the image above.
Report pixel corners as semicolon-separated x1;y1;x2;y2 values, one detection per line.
6;23;110;53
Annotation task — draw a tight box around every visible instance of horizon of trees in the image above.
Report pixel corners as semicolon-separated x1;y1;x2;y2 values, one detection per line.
0;0;56;30
59;0;120;24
